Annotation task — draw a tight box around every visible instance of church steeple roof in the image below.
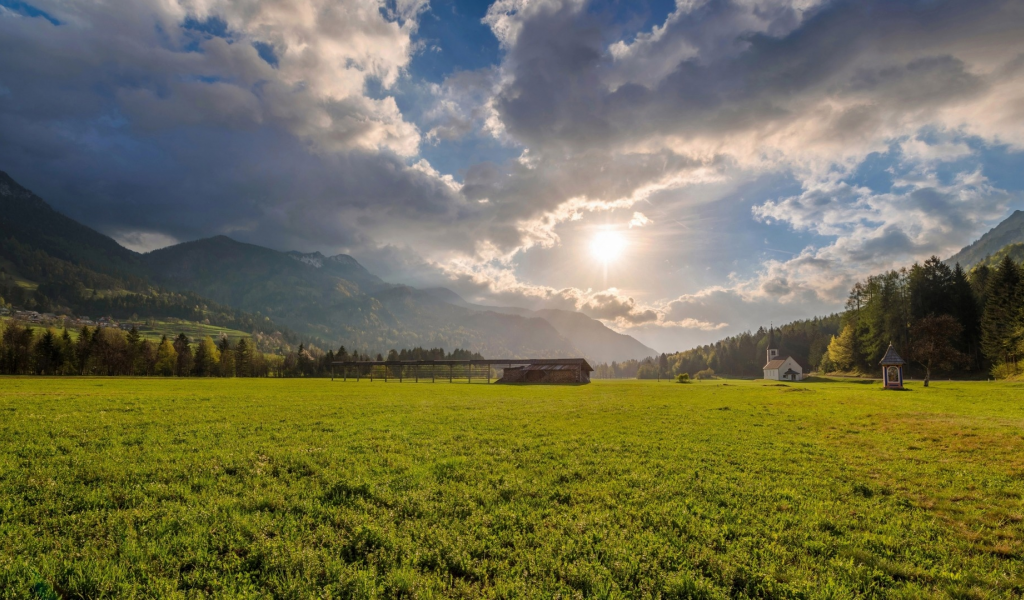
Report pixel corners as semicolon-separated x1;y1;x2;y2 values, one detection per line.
766;324;775;348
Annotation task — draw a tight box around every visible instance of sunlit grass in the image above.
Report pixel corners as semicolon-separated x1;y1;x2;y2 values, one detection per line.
0;378;1022;598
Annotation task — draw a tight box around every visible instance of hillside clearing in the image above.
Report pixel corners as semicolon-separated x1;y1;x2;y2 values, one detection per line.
0;378;1022;598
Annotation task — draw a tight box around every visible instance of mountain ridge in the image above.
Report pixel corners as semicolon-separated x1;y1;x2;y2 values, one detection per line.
946;210;1024;268
0;170;655;361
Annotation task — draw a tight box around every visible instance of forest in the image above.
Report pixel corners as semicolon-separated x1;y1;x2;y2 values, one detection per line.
597;254;1024;381
0;318;484;378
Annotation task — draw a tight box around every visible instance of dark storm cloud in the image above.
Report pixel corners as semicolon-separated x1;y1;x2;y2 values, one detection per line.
0;0;499;256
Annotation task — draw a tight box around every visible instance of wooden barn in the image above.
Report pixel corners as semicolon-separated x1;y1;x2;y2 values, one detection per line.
496;359;593;384
331;357;593;384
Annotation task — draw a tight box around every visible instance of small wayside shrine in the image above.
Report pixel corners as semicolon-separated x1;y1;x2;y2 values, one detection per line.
879;343;905;389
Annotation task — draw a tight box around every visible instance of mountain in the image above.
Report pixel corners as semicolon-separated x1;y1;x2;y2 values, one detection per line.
0;171;143;279
143;236;584;356
969;242;1024;270
533;309;657;363
946;210;1024;268
0;169;654;360
0;172;287;340
424;290;657;362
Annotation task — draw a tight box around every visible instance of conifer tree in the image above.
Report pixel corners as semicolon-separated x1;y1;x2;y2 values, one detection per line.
950;263;981;367
125;326;141;375
217;337;235;377
76;326;93;375
235;338;252;377
173;333;193;376
60;328;74;374
981;255;1022;369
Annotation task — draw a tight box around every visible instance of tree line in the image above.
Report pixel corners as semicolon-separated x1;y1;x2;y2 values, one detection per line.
0;322;273;377
277;345;485;378
594;253;1024;381
0;320;487;379
825;255;1022;379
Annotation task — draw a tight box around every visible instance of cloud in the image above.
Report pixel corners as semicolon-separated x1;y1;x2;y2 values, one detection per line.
0;0;423;155
752;170;1016;289
112;231;180;253
482;0;1024;176
3;0;1024;357
628;212;651;228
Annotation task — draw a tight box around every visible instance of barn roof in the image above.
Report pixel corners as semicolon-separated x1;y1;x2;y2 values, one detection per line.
506;364;581;371
879;344;905;365
331;357;594;371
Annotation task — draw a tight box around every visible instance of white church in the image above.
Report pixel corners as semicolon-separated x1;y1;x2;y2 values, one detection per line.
762;327;804;381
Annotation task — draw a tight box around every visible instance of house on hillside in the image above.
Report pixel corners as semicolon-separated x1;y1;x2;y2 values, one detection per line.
762;327;804;381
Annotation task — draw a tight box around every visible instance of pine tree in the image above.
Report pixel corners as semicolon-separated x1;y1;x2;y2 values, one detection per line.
950;263;981;368
981;255;1022;369
217;337;235;377
76;326;93;375
35;329;58;375
60;328;74;374
173;333;193;376
235;338;252;377
125;326;142;376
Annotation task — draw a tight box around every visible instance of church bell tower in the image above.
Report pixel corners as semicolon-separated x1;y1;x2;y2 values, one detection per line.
766;325;779;363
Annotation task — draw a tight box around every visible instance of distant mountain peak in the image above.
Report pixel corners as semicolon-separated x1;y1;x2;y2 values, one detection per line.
946;209;1024;269
287;250;326;268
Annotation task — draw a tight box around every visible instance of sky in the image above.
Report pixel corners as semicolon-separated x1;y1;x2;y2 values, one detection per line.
1;0;1023;353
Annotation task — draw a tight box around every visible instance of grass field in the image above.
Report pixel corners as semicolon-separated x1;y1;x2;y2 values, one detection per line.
1;378;1022;599
1;317;252;346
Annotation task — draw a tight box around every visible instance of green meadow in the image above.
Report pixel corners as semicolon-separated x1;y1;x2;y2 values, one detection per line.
1;317;253;345
1;378;1022;599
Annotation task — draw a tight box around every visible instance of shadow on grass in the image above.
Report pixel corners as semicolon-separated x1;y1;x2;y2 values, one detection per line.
800;376;879;384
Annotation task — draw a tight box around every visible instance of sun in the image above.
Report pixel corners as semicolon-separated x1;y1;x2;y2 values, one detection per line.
590;230;627;263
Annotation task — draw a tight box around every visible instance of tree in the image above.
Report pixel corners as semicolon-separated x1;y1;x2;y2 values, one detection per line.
173;333;193;376
950;263;982;369
235;338;252;377
75;326;93;375
59;328;74;374
980;255;1022;370
155;336;177;376
827;324;858;371
34;329;59;375
193;336;220;377
909;315;968;387
125;326;142;376
217;337;234;377
908;257;954;320
136;339;156;375
658;353;670;380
